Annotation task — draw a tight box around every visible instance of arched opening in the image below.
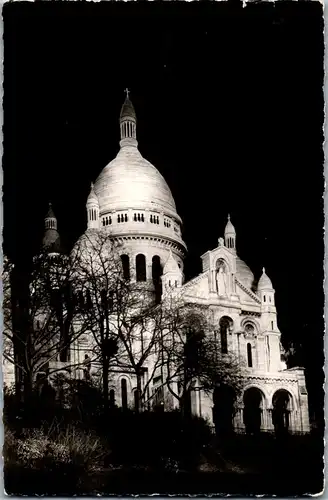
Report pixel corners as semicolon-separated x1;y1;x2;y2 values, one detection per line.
243;388;263;434
121;379;128;409
219;316;232;354
213;385;236;436
136;254;146;282
121;254;130;280
272;389;292;435
152;255;162;303
109;389;116;408
247;343;253;367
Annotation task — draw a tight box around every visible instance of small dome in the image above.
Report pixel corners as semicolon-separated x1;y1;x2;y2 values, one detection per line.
258;267;274;290
163;250;180;275
43;230;61;254
224;214;236;236
87;183;99;205
120;97;136;121
236;257;254;289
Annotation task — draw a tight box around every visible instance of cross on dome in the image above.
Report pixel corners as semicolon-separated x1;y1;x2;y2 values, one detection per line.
124;88;130;99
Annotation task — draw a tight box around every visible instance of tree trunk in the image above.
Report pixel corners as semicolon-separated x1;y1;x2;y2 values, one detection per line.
102;357;109;413
135;370;142;413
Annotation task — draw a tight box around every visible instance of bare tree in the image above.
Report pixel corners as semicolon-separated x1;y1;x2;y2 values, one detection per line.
2;250;92;401
158;294;245;418
73;231;166;412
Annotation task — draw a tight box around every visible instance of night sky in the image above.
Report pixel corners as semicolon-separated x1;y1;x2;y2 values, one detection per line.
3;1;324;418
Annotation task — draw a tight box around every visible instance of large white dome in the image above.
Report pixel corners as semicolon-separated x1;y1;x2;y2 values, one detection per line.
84;93;187;262
94;144;179;221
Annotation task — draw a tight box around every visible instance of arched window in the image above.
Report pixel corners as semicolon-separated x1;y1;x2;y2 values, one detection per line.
136;254;146;282
109;389;115;407
219;316;231;354
141;214;144;222
102;219;106;226
152;255;162;303
150;215;153;223
134;213;137;221
125;214;128;222
247;343;253;367
271;321;274;330
264;295;266;302
117;214;121;223
121;254;130;280
138;213;141;221
109;216;112;224
121;379;128;409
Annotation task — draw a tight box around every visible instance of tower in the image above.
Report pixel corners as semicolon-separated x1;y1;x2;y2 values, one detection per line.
86;183;100;230
161;250;183;294
80;90;187;299
42;203;61;255
224;214;236;253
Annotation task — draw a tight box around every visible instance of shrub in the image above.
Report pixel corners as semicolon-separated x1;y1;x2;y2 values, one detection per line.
4;421;108;495
108;410;213;471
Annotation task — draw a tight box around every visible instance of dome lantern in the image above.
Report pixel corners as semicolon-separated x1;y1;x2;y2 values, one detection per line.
119;89;138;148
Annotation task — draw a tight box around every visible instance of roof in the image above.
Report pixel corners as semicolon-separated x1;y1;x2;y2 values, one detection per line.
257;267;274;290
42;230;62;254
236;256;254;289
224;214;236;236
94;145;178;217
45;203;56;219
163;250;180;275
87;183;99;205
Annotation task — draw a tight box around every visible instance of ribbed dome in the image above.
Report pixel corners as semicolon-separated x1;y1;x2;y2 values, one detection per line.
236;256;254;289
94;145;179;219
257;268;273;290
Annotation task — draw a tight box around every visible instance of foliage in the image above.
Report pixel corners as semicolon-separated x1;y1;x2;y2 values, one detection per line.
159;297;245;413
2;252;93;399
108;410;213;471
73;231;166;411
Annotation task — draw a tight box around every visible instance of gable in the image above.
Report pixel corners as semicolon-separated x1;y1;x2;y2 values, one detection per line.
235;278;261;305
182;271;210;300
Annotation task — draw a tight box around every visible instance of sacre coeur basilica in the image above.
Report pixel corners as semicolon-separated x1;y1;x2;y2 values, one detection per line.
4;92;310;435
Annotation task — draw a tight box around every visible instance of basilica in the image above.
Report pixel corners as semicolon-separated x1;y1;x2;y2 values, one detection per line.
5;92;310;434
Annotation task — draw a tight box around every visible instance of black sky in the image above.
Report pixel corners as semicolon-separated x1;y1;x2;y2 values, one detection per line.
3;1;324;417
